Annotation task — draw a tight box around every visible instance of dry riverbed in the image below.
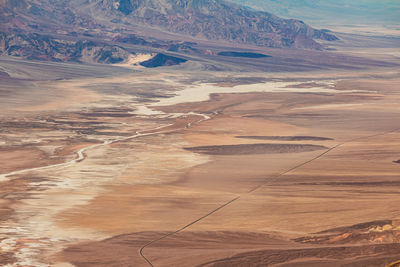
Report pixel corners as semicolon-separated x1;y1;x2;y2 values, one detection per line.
1;60;400;266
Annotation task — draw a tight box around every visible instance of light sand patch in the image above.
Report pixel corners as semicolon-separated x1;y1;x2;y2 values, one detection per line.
113;53;155;68
152;80;372;107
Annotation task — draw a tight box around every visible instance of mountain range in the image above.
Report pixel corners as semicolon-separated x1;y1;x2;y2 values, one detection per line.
227;0;400;27
0;0;338;64
86;0;337;47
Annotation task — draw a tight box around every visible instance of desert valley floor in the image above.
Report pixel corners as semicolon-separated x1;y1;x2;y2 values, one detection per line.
1;46;400;267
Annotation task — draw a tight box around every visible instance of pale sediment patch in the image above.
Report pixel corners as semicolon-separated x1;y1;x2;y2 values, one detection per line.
113;53;156;68
132;105;166;116
151;80;372;107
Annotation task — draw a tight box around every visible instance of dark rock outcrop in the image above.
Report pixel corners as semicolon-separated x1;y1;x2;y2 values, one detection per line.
139;53;187;68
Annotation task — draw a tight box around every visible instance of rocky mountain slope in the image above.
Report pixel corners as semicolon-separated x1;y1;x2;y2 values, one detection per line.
0;0;339;64
84;0;337;48
0;32;133;63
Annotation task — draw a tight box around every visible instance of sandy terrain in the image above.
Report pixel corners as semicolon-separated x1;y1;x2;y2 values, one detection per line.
0;50;400;267
54;76;400;267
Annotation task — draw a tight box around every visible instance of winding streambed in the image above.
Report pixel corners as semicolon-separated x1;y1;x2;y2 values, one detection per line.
0;78;354;266
0;105;211;266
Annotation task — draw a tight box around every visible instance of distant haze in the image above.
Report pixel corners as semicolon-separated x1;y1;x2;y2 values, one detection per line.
227;0;400;27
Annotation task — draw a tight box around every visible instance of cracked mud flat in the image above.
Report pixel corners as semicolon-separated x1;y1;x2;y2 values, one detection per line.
1;57;400;266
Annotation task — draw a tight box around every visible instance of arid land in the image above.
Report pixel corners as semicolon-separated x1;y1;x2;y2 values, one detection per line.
0;34;400;267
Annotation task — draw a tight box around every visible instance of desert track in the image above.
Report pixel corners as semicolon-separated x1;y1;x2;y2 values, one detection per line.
139;127;400;267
